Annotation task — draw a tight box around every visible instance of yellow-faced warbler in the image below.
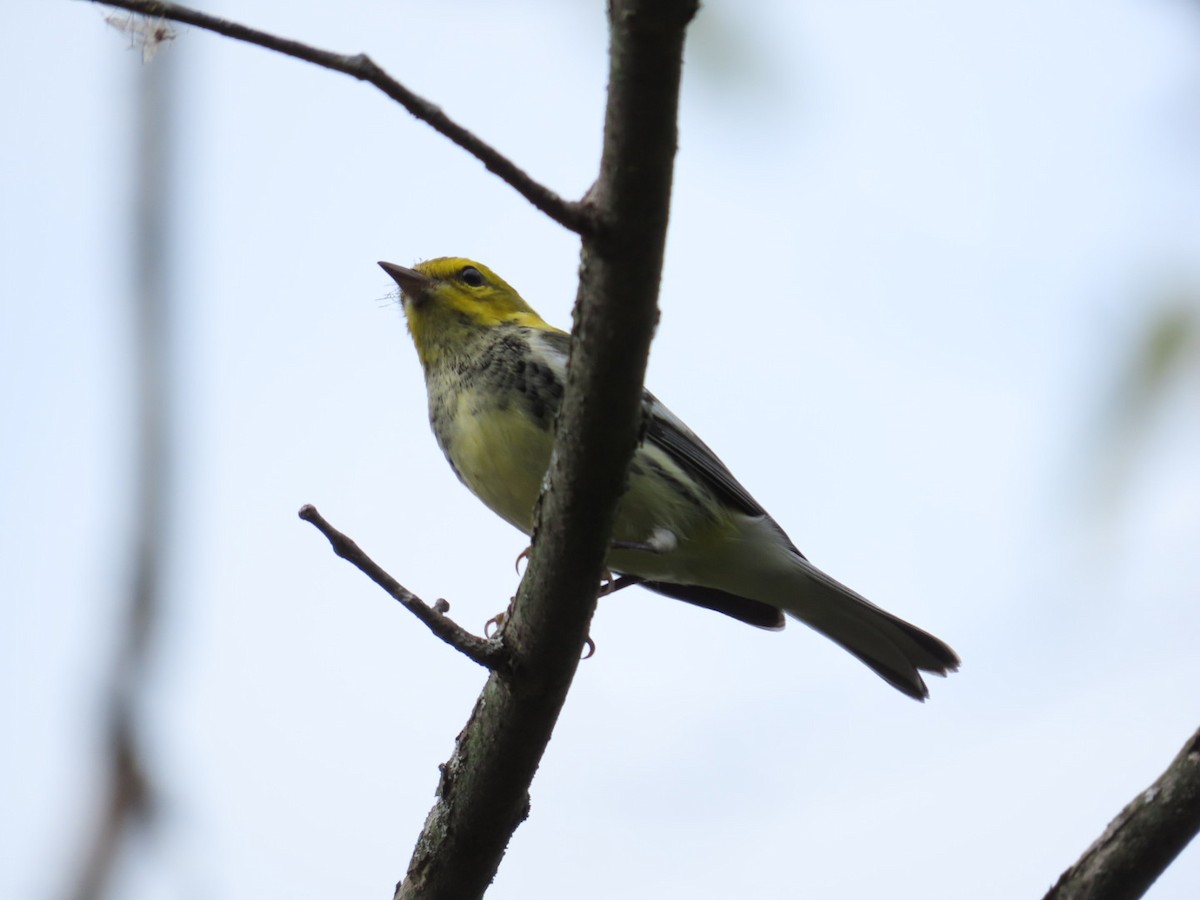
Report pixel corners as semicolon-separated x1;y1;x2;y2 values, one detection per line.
380;257;959;699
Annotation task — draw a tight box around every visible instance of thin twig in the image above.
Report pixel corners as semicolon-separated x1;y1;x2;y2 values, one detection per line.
84;0;594;235
1044;725;1200;900
298;505;506;672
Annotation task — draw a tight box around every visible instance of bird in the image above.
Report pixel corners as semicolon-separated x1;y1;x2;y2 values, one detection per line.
379;257;959;699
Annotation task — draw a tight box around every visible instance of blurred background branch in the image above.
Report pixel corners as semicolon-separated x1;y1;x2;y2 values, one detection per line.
64;37;177;900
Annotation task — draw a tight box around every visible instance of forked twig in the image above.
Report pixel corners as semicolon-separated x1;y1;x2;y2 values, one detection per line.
299;504;506;671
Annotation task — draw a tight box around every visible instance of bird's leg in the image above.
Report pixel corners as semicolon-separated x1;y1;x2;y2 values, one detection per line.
485;603;595;659
486;545;533;636
579;573;646;659
599;574;645;597
495;545;646;656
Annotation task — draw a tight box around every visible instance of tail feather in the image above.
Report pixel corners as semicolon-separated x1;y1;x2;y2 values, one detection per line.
784;562;959;701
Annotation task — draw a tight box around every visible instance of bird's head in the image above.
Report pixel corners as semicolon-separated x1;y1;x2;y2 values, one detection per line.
379;257;549;368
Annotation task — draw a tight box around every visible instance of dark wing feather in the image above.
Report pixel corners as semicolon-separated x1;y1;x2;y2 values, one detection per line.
642;391;809;560
538;329;795;546
640;581;785;629
641;392;764;518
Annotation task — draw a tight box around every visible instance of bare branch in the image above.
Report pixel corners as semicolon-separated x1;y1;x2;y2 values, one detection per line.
1044;725;1200;900
84;0;593;234
394;2;698;897
298;505;506;672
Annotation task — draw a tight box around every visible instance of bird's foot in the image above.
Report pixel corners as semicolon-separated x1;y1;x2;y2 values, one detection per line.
485;606;595;659
484;609;507;637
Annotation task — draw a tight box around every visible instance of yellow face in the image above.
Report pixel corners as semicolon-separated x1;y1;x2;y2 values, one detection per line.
385;257;552;368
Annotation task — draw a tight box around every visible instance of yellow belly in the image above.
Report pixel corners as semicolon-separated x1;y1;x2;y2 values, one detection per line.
444;398;554;534
441;391;733;584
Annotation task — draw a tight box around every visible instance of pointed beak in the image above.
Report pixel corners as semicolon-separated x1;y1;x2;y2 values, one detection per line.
378;261;432;297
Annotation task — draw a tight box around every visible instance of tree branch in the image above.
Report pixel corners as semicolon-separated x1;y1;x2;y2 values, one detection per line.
298;505;505;672
73;3;1200;898
85;0;592;234
87;0;697;894
1044;725;1200;900
393;2;698;897
63;39;175;900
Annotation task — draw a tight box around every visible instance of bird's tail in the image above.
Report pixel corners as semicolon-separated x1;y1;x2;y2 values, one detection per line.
783;561;959;701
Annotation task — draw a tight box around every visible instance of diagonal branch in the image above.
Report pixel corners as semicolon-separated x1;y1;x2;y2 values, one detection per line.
1044;725;1200;900
298;505;505;672
394;2;698;898
85;0;593;234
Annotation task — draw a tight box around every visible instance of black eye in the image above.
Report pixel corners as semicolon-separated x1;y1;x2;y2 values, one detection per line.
459;266;486;287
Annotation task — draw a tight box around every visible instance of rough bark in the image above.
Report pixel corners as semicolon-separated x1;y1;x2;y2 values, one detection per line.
394;2;698;896
1044;726;1200;900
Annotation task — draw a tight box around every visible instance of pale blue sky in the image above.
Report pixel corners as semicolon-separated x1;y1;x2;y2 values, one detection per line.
3;1;1199;898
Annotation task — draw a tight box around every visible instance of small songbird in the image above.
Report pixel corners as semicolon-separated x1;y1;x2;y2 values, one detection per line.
380;257;959;699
